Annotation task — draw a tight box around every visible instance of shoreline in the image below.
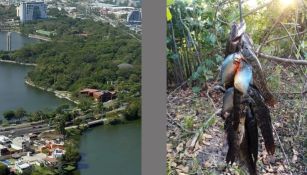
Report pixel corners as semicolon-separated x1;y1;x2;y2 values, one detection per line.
25;79;79;104
0;59;37;66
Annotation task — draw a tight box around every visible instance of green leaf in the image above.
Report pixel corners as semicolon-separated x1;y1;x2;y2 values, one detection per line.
215;54;224;63
192;86;201;94
192;71;200;80
208;33;216;45
171;53;179;60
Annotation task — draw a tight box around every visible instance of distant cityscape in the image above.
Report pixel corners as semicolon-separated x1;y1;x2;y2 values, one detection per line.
0;0;142;33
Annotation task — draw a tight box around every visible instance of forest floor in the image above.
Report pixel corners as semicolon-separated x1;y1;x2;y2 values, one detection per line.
167;73;306;175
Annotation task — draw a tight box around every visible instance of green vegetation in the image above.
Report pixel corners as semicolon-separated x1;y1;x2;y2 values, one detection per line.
23;17;139;99
167;0;306;91
31;165;57;175
0;13;141;119
0;5;17;20
124;99;141;121
3;108;27;121
183;116;194;130
58;128;83;174
0;162;9;175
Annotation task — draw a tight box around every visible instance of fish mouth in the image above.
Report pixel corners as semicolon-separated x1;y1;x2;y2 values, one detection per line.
233;53;245;64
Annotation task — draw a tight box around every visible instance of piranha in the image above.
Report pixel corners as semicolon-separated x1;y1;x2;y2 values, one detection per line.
221;52;243;88
234;60;253;95
222;87;234;119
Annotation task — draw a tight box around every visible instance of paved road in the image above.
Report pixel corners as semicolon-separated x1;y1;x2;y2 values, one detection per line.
0;105;126;137
0;123;50;136
0;119;105;137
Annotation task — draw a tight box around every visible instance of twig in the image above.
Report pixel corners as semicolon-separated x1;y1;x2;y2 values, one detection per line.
189;109;221;149
198;150;225;158
257;52;307;65
206;90;217;110
257;11;286;55
167;112;196;134
280;23;300;58
236;1;273;20
167;80;188;99
296;77;307;136
272;125;292;175
265;30;307;44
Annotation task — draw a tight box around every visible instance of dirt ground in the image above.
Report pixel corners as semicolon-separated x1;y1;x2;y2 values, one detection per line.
167;78;306;175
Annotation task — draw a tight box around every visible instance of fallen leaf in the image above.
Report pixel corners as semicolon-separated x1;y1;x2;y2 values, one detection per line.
202;133;213;139
275;122;282;127
203;141;211;146
167;143;173;153
179;173;187;175
176;143;184;153
293;148;298;155
203;161;212;168
176;165;189;173
277;165;284;172
171;162;177;167
292;154;298;163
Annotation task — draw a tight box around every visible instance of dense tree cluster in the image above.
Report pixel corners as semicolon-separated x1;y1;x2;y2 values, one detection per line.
0;5;17;20
3;108;27;121
1;15;141;108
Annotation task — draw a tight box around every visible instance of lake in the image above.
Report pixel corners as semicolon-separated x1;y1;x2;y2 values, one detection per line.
0;62;69;118
78;120;141;175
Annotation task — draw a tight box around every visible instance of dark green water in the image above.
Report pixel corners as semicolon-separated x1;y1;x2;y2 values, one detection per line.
0;62;69;118
78;120;141;175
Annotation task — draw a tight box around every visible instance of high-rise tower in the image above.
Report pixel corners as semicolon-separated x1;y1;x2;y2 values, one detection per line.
18;1;48;23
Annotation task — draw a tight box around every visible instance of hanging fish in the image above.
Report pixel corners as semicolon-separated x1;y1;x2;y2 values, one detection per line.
240;115;258;175
222;86;255;118
225;88;245;164
221;53;243;88
248;86;275;155
245;106;258;173
222;87;234;120
225;112;237;164
234;60;253;95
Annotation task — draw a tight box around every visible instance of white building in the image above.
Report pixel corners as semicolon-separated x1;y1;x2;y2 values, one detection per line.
127;9;141;25
19;153;47;166
52;148;64;158
17;1;48;22
15;161;32;174
11;137;30;151
0;135;11;145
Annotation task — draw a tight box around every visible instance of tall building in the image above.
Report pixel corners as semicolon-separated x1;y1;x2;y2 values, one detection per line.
127;9;141;25
17;1;47;23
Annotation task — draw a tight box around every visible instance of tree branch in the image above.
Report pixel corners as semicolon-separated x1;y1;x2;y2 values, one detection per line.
236;1;273;20
256;11;286;55
265;30;307;44
257;52;307;65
